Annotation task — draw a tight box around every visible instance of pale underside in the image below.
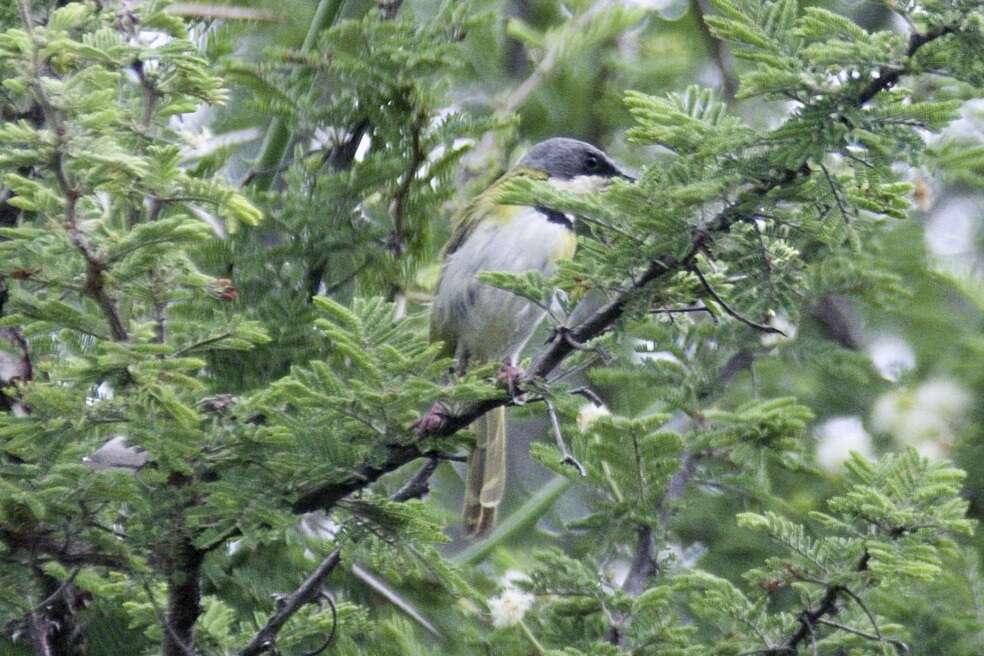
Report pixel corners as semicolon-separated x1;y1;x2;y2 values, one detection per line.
431;204;576;365
431;173;606;536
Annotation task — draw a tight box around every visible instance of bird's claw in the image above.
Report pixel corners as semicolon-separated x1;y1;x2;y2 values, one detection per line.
411;402;448;436
496;362;526;402
562;454;587;477
547;325;607;359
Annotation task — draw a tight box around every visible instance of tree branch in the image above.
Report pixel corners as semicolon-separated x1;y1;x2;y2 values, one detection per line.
16;0;128;342
390;457;440;502
855;26;953;107
690;0;737;100
162;541;204;656
388;117;426;257
692;264;785;335
239;549;342;656
293;443;423;513
243;456;439;655
622;525;658;597
290;22;954;519
814;619;909;654
0;525;129;570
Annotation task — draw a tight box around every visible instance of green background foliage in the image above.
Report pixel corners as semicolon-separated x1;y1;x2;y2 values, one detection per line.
0;0;982;654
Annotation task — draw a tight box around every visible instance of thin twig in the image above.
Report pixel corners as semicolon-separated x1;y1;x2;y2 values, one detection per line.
838;586;893;649
500;1;609;113
692;265;785;335
543;397;586;476
814;619;910;654
141;579;196;656
31;568;81;615
299;593;338;656
172;332;234;357
239;548;342;656
388;116;426;257
17;0;129;342
818;162;852;225
248;454;440;654
658;451;698;530
651;304;715;317
390;458;440;502
567;386;604;407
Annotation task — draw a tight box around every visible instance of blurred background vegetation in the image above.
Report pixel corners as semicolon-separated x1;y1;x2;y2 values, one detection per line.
1;0;982;653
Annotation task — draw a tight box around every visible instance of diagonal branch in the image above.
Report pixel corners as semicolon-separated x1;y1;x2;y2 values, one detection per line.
244;459;440;655
692;264;785;335
290;21;955;516
855;26;953;106
239;548;342;656
16;0;128;342
390;457;440;502
293;443;423;513
388;116;426;258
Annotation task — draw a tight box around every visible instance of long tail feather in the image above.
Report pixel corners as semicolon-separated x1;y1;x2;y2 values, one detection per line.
463;406;507;538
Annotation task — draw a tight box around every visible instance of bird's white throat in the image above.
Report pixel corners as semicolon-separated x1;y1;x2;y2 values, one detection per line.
547;174;611;194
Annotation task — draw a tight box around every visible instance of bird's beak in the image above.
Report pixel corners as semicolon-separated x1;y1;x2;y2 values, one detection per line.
616;169;636;183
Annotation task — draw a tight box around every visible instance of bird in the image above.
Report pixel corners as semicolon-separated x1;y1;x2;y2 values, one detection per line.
421;137;634;538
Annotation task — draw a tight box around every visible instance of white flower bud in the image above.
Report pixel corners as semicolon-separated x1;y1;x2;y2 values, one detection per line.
577;403;611;432
815;416;874;473
866;334;916;382
488;588;534;628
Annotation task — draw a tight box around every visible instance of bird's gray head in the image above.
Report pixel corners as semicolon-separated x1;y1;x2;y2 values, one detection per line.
518;137;634;183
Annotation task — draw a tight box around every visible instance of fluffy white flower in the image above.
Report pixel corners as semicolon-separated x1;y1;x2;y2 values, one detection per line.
866;335;916;382
870;379;971;460
871;390;907;435
815;416;874;473
914;379;972;419
914;440;945;462
488;588;534;628
577;403;611;432
760;313;797;348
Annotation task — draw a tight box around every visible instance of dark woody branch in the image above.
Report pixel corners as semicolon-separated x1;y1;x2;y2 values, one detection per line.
243;459;439;656
0;525;128;570
290;22;954;517
15;0;128;343
239;549;342;656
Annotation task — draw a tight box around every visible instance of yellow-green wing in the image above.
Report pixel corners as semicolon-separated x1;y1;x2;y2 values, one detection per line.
429;167;548;354
440;167;548;258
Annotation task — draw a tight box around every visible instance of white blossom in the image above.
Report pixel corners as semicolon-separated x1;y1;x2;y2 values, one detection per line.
915;379;973;419
815;416;875;473
577;403;611;432
488;588;534;628
870;378;971;460
866;334;916;382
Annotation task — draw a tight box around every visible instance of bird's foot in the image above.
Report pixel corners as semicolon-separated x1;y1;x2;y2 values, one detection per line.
411;402;448;436
496;361;526;403
561;453;587;477
546;325;611;361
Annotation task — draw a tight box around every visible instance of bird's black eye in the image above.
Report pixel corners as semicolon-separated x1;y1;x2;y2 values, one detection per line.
584;154;600;171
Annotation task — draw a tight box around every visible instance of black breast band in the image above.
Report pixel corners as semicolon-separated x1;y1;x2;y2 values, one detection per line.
535;206;573;230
